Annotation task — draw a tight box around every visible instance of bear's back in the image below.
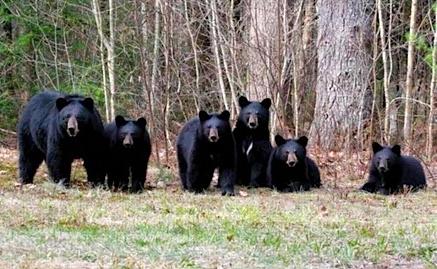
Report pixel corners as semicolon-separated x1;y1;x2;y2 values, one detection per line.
399;155;426;187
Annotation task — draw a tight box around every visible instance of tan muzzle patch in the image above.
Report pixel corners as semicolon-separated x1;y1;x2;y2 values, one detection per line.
248;115;258;128
208;128;219;142
286;152;298;167
123;134;134;147
67;116;79;137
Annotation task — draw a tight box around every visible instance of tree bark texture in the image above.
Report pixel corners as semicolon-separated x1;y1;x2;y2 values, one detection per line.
310;0;373;149
246;0;279;100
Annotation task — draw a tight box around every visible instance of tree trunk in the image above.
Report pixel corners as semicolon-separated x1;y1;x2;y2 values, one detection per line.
427;6;437;159
403;0;418;149
246;0;279;100
107;0;116;121
309;0;373;149
91;0;110;122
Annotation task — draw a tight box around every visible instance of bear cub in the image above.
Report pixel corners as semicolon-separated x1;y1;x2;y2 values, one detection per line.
360;142;426;195
18;91;106;186
233;96;272;187
104;115;151;192
177;110;236;195
267;135;321;192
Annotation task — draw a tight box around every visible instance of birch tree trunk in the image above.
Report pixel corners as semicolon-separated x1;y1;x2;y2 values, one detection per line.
309;0;373;149
107;0;116;121
377;0;391;143
403;0;418;148
91;0;110;122
209;0;229;111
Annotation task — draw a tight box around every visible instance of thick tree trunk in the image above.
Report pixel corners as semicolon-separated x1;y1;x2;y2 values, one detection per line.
309;0;373;149
246;0;278;100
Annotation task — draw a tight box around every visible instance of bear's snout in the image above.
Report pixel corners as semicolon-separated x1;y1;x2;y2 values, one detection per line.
377;159;389;173
123;134;134;148
286;152;298;167
208;128;219;142
248;115;258;129
67;116;79;137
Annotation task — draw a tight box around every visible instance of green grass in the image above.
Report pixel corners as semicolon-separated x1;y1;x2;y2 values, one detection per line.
0;147;436;268
0;185;436;268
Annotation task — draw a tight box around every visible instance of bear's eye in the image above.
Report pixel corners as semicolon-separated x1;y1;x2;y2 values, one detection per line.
285;150;289;154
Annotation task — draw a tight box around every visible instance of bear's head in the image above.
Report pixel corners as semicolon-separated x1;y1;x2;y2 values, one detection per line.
56;95;96;137
199;110;231;143
238;96;271;130
115;115;147;148
371;142;401;174
274;135;308;168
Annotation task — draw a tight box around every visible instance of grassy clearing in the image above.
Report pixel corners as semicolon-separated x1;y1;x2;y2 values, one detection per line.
0;147;436;268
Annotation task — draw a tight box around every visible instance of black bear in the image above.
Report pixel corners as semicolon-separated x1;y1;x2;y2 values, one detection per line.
104;115;151;192
233;96;272;187
267;135;321;192
17;91;105;186
360;142;427;195
177;110;236;195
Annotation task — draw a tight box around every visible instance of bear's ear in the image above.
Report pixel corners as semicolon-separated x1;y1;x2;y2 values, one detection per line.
261;98;272;109
136;117;147;128
238;96;250;108
219;110;230;121
115;115;127;127
199;110;211;122
372;142;383;153
275;135;286;146
82;97;94;110
297;136;308;147
56;97;68;110
391;145;401;156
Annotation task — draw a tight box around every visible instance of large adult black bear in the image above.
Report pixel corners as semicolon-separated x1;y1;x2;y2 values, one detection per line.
267;135;321;192
360;142;427;195
17;91;105;186
233;96;272;187
177;110;236;195
104;115;151;192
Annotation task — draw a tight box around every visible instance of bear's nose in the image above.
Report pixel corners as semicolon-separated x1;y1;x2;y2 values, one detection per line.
67;127;76;137
286;161;296;167
378;166;387;172
249;122;257;127
209;135;218;142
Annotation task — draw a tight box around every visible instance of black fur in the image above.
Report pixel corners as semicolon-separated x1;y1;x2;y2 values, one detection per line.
104;115;151;192
233;96;272;187
267;135;321;192
17;90;105;186
360;142;427;195
177;110;236;195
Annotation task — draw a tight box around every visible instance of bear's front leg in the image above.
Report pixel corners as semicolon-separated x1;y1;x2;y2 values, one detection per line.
131;162;147;193
83;154;106;187
46;149;72;187
249;161;265;188
218;166;236;196
288;181;310;192
186;162;204;193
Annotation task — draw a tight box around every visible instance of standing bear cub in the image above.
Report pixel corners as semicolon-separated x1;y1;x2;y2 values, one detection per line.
233;96;272;187
18;91;106;186
360;142;426;195
267;135;321;192
104;115;151;192
177;110;236;195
